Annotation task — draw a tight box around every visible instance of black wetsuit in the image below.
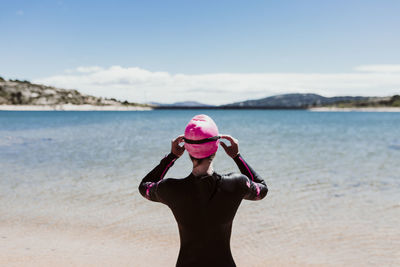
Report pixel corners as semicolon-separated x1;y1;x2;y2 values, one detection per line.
138;153;268;267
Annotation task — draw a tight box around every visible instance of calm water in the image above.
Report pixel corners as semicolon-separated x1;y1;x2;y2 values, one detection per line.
0;110;399;266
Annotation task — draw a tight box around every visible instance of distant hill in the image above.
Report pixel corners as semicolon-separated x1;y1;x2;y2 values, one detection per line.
0;77;148;107
150;101;215;107
223;93;372;108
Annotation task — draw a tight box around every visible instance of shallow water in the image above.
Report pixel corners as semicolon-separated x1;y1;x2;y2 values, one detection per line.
0;110;399;266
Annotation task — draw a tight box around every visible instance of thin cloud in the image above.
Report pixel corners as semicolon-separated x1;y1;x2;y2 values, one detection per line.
34;65;400;105
76;66;104;73
65;66;104;73
354;65;400;73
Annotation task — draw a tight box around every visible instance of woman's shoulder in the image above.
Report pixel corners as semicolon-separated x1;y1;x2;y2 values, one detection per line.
219;172;248;192
221;172;247;180
158;176;188;186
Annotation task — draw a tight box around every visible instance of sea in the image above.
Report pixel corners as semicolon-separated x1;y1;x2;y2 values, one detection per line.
0;110;399;266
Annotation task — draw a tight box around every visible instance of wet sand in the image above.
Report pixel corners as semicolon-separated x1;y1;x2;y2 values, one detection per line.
0;218;316;267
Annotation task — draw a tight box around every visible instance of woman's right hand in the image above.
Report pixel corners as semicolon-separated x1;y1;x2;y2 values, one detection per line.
171;135;185;158
220;135;240;158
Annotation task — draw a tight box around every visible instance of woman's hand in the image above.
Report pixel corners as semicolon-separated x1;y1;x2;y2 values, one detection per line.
171;135;185;158
220;135;240;158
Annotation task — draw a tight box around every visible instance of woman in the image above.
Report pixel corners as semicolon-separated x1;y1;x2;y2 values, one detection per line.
138;114;268;267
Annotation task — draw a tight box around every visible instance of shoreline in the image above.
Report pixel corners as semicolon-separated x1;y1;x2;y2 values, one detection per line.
308;107;400;112
1;105;400;112
0;104;153;111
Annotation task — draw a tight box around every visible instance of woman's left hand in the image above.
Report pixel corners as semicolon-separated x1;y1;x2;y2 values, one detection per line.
171;135;185;158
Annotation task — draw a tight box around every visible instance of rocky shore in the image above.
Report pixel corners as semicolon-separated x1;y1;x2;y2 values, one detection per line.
0;77;152;110
0;104;152;111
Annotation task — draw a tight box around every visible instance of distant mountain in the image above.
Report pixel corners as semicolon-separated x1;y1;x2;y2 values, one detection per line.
0;77;148;107
223;93;370;108
150;101;215;107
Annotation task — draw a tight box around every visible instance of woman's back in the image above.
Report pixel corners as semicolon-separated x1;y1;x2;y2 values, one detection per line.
159;172;247;266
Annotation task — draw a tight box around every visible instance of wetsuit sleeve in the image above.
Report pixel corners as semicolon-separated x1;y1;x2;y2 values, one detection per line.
233;153;268;200
138;152;178;202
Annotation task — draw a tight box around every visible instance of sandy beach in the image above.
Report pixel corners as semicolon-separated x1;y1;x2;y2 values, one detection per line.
2;196;397;267
0;105;153;111
0;223;155;267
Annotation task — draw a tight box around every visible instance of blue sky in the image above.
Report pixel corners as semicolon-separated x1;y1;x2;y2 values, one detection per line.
1;0;400;104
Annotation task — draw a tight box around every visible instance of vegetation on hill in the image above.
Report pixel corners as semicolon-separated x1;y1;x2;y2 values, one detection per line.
328;95;400;108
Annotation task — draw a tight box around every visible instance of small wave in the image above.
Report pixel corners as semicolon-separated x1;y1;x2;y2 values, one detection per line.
0;136;25;146
388;144;400;150
0;136;53;147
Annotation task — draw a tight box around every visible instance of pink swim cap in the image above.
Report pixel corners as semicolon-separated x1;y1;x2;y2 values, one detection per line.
184;114;220;159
